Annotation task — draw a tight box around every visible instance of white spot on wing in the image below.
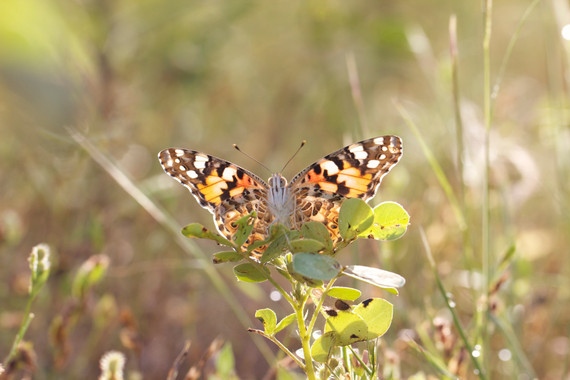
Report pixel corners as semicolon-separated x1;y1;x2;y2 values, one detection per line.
321;160;340;175
373;137;385;144
222;166;237;180
188;170;198;179
353;150;368;160
350;144;364;152
367;159;380;169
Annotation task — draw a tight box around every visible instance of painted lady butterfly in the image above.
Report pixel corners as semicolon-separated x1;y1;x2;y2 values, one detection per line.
158;136;403;257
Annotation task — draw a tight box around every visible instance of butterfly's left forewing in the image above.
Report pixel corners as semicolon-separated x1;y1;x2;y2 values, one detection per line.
158;148;271;254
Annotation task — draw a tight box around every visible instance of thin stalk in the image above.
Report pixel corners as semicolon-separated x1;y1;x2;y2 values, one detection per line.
295;290;317;380
490;0;541;116
248;329;305;370
346;52;369;137
449;14;477;269
420;228;487;379
481;0;493;373
265;266;295;305
396;102;466;230
6;308;35;362
449;14;465;210
489;314;537;378
307;278;337;335
347;345;374;376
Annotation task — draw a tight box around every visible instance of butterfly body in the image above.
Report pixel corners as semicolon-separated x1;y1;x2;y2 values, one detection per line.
159;136;403;257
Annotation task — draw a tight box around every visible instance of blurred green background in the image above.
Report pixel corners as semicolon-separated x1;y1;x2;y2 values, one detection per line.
1;0;568;379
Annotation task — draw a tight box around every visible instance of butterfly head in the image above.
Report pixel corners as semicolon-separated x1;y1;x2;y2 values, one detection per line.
268;173;288;189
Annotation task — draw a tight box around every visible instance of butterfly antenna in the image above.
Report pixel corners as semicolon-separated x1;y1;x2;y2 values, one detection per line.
233;144;272;173
280;140;306;173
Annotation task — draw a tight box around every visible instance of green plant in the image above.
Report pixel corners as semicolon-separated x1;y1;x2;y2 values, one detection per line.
2;244;51;378
183;198;409;379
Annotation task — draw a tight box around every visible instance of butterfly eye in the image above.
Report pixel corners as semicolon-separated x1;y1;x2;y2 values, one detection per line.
269;175;287;188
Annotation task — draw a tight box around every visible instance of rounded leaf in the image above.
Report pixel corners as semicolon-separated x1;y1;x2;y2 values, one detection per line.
339;198;374;241
323;309;368;346
291;253;341;281
233;263;269;283
275;313;296;333
326;286;361;301
255;308;277;335
181;223;233;246
301;222;333;253
212;251;243;264
353;298;393;339
233;213;255;247
343;265;405;292
360;201;410;241
261;234;288;263
311;332;336;363
288;238;325;253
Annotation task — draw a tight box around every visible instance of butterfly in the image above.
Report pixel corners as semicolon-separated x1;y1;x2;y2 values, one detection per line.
158;136;403;258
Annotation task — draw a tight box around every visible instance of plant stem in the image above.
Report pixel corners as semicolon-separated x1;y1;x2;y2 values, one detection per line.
295;290;317;380
7;299;36;362
481;0;493;374
420;228;487;379
248;329;305;370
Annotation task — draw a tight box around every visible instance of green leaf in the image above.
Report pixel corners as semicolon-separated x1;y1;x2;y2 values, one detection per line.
246;238;269;254
323;309;369;346
181;223;233;246
338;198;374;242
291;253;341;281
311;332;336;363
212;251;244;264
343;265;405;293
301;222;333;253
359;201;410;241
275;313;296;334
288;238;325;253
258;225;302;262
233;263;269;283
233;212;255;247
216;342;236;377
260;233;289;263
353;298;393;339
72;255;109;299
326;286;361;301
498;244;516;273
255;308;277;335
